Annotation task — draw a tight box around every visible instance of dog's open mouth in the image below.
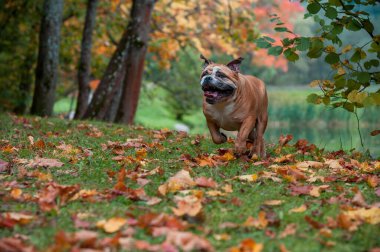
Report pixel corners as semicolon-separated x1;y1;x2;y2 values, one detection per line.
202;84;235;102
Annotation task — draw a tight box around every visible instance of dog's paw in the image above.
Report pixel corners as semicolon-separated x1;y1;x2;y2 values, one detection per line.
234;143;246;156
220;133;227;143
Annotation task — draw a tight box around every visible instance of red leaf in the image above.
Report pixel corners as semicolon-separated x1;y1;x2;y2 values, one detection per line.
195;177;218;188
288;184;312;196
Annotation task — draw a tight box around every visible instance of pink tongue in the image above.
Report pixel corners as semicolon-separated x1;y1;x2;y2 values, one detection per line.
204;91;218;98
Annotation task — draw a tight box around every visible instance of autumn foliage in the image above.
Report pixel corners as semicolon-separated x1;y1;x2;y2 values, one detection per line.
1;114;379;251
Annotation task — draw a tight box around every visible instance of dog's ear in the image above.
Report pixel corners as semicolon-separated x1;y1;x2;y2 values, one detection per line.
200;54;212;69
226;57;244;72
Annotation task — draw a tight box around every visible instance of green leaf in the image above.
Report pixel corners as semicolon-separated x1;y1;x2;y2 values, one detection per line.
356;72;371;83
307;40;324;58
343;102;354;112
281;38;293;47
262;36;276;43
307;93;320;104
325;52;340;64
331;23;343;35
268;46;283;56
283;48;299;62
295;37;310;51
350;49;366;62
307;3;321;14
362;20;374;34
370;59;379;67
325;7;338;19
255;38;272;49
328;0;341;6
346;18;361;31
275;27;289;32
322;96;331;105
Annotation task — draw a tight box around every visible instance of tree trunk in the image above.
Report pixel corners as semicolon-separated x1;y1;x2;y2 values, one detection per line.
81;27;129;120
115;0;155;124
82;0;155;122
74;0;98;119
30;0;64;116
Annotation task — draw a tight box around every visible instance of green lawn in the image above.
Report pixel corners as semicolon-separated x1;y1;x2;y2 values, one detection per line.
0;113;379;251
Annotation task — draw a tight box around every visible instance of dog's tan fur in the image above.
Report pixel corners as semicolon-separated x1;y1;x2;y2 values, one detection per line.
201;59;268;157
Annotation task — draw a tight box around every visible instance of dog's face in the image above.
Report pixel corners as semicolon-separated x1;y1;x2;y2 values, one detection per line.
200;55;243;104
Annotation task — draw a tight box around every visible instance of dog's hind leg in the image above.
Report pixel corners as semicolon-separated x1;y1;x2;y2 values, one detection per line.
256;111;268;158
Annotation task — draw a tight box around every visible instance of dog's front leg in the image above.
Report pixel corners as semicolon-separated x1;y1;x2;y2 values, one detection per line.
206;120;227;144
235;116;256;155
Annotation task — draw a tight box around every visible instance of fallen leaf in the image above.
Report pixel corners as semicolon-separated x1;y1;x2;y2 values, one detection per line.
195;177;218;188
242;211;268;229
289;204;307;213
279;243;289;252
234;174;258;182
213;233;231;241
10;188;23;200
296;161;324;169
38;182;80;212
352;190;367;207
158;170;196;195
279;134;293;147
263;200;284;206
0;159;9;173
206;190;226;197
222;184;233;193
229;238;263;252
288;184;312;196
274;154;295;163
0;237;35;252
2;212;34;225
343;207;380;224
27;158;64;168
325;159;343;169
97;217;127;233
367;175;379;188
33;139;45;149
305;216;324;229
309;185;330;197
319;227;333;238
172;195;202;217
155;229;214;252
279;223;297;238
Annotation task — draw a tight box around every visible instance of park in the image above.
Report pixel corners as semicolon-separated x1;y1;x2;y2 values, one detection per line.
0;0;379;251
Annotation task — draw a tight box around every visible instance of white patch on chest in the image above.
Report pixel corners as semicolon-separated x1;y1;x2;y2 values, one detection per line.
205;101;240;131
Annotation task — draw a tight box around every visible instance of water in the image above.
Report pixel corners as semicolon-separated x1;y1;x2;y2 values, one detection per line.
265;124;380;158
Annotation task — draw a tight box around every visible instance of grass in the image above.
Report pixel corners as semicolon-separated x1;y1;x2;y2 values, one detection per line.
0;113;379;251
53;86;380;156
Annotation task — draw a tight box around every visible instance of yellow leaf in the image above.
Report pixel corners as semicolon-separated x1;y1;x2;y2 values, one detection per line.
97;217;127;233
344;207;380;224
309;80;321;87
10;188;23;199
263;200;284;206
289;204;307;213
342;44;352;53
235;174;259;182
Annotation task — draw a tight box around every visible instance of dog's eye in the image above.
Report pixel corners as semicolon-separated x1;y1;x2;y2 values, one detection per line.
216;72;227;78
201;72;208;78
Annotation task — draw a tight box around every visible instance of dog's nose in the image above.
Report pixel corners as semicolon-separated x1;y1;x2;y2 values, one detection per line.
204;76;212;83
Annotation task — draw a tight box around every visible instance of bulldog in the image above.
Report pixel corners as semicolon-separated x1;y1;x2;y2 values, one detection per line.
200;55;268;157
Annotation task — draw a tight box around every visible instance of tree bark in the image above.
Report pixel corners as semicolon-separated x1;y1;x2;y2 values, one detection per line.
82;0;155;123
115;0;155;124
74;0;98;119
30;0;64;116
81;29;129;120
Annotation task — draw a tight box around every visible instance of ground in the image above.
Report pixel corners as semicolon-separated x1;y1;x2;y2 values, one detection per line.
0;113;379;251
